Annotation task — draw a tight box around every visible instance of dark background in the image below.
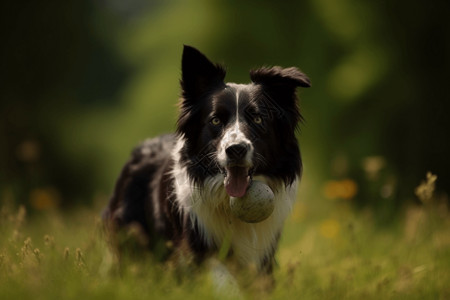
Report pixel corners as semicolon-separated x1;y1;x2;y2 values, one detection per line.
1;0;449;220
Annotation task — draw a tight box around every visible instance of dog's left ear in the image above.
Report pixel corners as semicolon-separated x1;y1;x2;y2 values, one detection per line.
250;66;311;89
181;45;226;101
250;66;310;124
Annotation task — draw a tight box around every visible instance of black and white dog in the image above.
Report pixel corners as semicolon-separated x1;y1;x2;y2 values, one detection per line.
103;45;310;275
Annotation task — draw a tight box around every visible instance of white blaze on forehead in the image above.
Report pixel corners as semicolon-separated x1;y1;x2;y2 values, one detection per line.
232;90;243;136
217;88;253;166
235;90;240;127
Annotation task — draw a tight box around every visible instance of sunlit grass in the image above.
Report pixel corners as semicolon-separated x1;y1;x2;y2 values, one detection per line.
1;176;449;299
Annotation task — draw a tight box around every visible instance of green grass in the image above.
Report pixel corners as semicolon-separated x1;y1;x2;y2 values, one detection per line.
0;198;449;299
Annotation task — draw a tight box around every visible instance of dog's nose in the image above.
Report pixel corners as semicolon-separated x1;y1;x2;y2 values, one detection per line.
225;143;249;160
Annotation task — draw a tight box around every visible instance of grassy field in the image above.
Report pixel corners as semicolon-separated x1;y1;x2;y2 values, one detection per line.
1;185;449;299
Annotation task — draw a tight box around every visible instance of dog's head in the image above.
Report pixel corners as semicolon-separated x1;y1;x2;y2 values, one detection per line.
177;45;310;197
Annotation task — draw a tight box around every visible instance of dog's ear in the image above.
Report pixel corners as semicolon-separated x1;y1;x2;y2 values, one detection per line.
250;66;310;125
250;66;310;88
180;45;226;100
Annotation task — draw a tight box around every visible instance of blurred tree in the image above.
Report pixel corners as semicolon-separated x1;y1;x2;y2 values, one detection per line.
333;0;450;204
0;1;130;207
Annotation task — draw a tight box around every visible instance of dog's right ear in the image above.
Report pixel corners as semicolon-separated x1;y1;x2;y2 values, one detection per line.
180;45;226;101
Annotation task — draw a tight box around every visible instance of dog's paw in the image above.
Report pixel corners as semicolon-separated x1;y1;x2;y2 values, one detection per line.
208;259;243;299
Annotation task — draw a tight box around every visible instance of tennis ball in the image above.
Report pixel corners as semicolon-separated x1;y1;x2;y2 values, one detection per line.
229;180;275;223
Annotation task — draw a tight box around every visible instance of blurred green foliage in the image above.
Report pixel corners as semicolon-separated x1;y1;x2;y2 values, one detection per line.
1;0;449;218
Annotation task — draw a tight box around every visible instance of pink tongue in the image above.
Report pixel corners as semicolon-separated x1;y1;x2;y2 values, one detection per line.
224;167;250;197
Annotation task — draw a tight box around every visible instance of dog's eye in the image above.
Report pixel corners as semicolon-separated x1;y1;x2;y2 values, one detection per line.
211;117;221;126
253;116;262;124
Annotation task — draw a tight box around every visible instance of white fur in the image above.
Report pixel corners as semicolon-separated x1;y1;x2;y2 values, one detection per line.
171;137;298;268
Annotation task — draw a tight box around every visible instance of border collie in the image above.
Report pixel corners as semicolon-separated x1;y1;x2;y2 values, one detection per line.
103;45;310;275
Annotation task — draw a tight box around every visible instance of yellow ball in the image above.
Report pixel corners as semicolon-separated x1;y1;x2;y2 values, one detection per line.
229;180;275;223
